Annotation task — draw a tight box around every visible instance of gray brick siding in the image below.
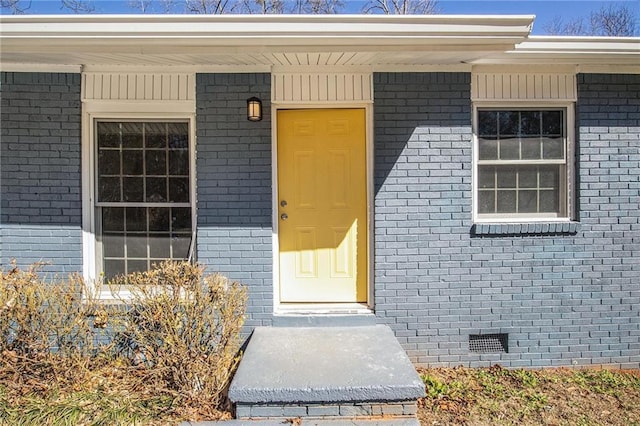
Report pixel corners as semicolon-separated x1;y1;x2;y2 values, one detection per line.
195;73;273;329
0;72;82;274
373;72;639;368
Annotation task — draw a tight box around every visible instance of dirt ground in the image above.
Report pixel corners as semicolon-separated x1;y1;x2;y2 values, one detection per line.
417;366;640;426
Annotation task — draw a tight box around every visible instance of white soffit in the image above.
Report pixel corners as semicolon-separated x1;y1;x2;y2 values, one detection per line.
0;14;534;70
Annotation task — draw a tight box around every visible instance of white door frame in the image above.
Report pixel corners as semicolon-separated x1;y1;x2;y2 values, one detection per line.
271;102;374;314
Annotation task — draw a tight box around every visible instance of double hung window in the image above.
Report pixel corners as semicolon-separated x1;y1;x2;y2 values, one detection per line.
95;121;192;279
475;108;571;221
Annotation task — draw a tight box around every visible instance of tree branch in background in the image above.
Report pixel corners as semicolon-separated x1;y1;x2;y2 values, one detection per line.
185;0;236;14
363;0;438;15
545;3;637;36
61;0;95;13
1;0;30;13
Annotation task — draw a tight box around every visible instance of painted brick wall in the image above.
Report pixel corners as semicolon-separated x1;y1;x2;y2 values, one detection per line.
373;72;639;368
195;73;273;329
0;72;82;274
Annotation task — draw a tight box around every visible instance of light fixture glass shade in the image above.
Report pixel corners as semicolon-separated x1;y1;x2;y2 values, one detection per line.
247;97;262;121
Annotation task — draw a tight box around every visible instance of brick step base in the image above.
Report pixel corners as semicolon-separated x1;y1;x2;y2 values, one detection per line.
236;401;418;419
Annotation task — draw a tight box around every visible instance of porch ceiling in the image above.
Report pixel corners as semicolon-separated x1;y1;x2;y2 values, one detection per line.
1;14;533;70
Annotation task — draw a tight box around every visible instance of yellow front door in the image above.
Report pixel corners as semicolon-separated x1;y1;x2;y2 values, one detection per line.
277;108;367;303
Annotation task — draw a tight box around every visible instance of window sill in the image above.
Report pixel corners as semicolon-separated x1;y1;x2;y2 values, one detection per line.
471;221;580;237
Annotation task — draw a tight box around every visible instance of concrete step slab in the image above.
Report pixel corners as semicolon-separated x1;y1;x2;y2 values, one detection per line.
229;325;425;405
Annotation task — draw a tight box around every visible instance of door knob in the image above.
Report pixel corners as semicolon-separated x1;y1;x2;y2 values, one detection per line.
281;213;288;221
280;200;288;207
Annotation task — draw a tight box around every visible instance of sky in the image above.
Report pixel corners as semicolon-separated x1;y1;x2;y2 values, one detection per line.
2;0;639;35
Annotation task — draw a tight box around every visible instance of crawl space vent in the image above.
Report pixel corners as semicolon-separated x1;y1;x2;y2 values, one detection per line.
469;334;508;354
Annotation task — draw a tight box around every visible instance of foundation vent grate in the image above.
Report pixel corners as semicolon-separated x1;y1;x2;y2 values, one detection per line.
469;334;508;354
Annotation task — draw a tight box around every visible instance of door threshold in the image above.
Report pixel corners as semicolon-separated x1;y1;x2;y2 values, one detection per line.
275;302;372;315
273;303;375;327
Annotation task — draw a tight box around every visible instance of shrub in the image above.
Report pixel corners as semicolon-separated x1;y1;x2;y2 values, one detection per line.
109;261;247;415
0;261;103;390
0;260;247;423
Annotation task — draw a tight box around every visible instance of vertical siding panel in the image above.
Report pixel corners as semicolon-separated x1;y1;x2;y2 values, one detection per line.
119;74;128;100
336;74;345;101
110;74;119;99
83;74;93;100
101;74;110;100
127;74;137;100
153;74;163;100
318;74;327;101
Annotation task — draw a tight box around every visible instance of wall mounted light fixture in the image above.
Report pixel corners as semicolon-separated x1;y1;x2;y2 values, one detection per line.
247;97;262;122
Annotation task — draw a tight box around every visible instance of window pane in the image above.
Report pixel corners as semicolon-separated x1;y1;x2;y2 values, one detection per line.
126;207;146;232
542;111;562;135
149;207;170;231
103;234;124;257
102;208;124;232
172;207;191;232
497;168;517;188
172;234;192;258
122;150;143;175
478;111;497;136
104;260;125;278
122;123;143;148
150;233;171;258
518;190;537;213
97;122;121;148
496;190;516;213
478;139;498;160
499;138;519;160
98;150;120;175
520;111;540;135
99;177;121;202
498;111;518;135
478;191;495;214
127;235;147;258
540;165;560;188
145;122;167;148
146;150;166;176
521;137;542;160
123;177;144;202
169;178;190;203
543;137;564;159
519;167;537;188
478;167;495;189
169;123;189;148
169;149;190;175
127;260;148;274
146;177;167;202
540;190;559;212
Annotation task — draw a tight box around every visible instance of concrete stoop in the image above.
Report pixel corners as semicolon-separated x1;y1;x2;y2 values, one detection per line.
227;325;425;424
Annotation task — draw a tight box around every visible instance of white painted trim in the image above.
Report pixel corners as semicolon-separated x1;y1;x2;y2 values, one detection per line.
472;64;578;74
272;72;374;103
577;64;640;74
81;72;196;297
271;102;375;314
374;64;473;73
0;63;82;73
471;102;576;224
472;72;577;102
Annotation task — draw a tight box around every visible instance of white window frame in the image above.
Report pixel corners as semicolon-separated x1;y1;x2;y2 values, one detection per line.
82;108;197;300
472;101;575;224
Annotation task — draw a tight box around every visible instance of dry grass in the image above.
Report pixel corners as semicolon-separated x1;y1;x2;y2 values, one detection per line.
418;365;640;426
0;260;246;425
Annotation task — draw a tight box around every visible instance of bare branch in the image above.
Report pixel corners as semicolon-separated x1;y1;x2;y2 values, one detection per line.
362;0;438;15
544;3;637;36
60;0;95;13
1;0;31;14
